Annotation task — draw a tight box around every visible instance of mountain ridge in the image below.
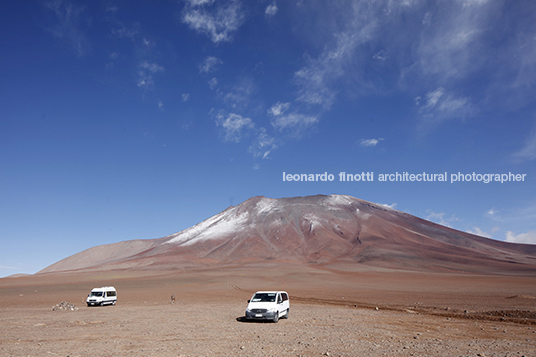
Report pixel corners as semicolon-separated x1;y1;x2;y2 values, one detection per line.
38;194;536;275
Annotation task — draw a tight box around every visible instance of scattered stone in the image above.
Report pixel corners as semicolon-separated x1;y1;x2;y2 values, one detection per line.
52;301;79;311
506;294;535;300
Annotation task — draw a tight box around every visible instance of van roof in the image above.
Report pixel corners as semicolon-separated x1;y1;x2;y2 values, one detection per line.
254;291;287;294
91;286;116;291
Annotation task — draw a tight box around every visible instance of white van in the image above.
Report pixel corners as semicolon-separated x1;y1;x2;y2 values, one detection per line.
245;291;289;322
86;286;117;306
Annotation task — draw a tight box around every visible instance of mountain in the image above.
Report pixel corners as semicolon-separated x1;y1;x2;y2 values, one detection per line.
38;194;536;275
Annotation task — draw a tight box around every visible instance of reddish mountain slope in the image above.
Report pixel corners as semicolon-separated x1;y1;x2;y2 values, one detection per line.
38;195;536;275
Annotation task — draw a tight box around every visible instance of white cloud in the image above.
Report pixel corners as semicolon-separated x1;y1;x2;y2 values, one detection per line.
45;0;91;57
182;0;245;43
505;230;536;245
268;101;317;135
381;203;397;209
182;93;190;102
137;71;155;91
271;113;318;132
137;62;164;93
111;22;140;40
221;77;257;110
158;100;164;111
140;61;164;73
265;2;278;17
372;50;387;61
513;126;536;161
417;87;472;123
186;0;215;5
208;77;218;90
268;102;291;116
293;6;379;109
413;1;490;82
216;112;254;142
199;56;223;73
487;208;498;217
290;0;536;131
249;128;277;159
467;226;492;238
360;138;383;147
426;210;459;228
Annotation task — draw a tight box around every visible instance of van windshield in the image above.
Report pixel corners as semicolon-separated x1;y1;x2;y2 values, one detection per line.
251;293;276;302
90;292;103;297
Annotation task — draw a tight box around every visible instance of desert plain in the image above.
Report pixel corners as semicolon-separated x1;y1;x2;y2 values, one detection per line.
1;263;536;357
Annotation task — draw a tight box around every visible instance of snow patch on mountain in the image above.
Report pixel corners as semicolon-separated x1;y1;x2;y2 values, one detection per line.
166;207;249;246
303;213;322;231
355;208;371;220
324;194;355;208
255;197;278;215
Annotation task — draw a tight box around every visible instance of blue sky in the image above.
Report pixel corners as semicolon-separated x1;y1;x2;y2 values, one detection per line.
1;0;536;277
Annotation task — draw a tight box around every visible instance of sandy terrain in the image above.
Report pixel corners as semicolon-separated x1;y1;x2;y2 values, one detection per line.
1;264;536;356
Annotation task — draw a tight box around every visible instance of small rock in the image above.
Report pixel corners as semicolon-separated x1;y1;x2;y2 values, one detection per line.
51;301;78;312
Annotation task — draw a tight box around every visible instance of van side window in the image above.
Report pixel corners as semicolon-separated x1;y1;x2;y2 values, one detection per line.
281;293;288;301
107;291;117;297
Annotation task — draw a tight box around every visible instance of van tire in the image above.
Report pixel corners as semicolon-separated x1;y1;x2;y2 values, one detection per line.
283;308;289;319
273;313;279;323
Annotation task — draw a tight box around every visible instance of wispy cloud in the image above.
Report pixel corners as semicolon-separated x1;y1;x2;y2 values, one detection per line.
416;87;473;123
199;56;223;73
137;61;164;94
265;2;278;17
505;230;536;244
513;125;536;161
110;21;140;40
268;102;318;135
381;203;397;209
45;0;91;57
182;0;245;43
290;0;536;131
220;77;257;110
268;102;291;117
208;77;218;90
293;1;394;110
249;128;277;159
215;112;254;142
140;61;164;73
467;226;491;238
271;113;318;132
426;210;459;228
360;138;383;147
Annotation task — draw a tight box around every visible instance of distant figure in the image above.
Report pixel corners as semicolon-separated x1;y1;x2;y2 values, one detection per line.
171;294;176;304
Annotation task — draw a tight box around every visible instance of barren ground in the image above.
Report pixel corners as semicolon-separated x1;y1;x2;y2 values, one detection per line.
1;264;535;356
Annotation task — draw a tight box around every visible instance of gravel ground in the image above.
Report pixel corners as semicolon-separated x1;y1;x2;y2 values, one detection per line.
1;299;535;356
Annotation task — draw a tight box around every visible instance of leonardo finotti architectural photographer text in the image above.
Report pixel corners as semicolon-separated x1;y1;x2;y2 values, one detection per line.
282;172;527;184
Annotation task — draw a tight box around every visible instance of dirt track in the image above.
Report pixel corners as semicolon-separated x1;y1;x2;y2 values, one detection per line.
1;266;536;356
